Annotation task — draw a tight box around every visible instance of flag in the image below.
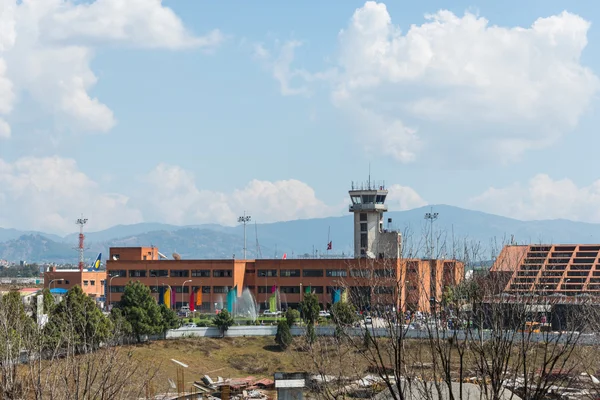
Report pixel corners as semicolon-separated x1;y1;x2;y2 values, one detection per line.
271;285;277;294
89;253;101;271
171;290;176;309
327;241;332;250
332;289;341;304
341;289;348;303
196;289;202;306
189;290;195;312
269;295;277;312
164;287;171;309
282;253;287;259
226;286;237;313
158;286;165;305
305;285;311;294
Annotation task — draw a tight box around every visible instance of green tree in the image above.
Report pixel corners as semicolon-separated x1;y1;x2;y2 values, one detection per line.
213;309;234;338
300;293;320;346
45;285;112;352
114;281;163;342
275;320;293;350
331;301;357;326
160;304;179;333
285;308;300;327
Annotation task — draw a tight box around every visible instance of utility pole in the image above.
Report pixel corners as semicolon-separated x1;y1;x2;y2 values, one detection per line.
424;207;439;259
237;211;251;260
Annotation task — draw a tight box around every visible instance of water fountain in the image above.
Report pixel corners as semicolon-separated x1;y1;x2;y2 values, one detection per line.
233;288;259;323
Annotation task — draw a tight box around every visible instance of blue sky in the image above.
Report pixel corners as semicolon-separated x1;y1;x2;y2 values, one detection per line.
1;0;600;234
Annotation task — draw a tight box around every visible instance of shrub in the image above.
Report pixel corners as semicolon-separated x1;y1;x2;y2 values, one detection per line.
275;321;293;350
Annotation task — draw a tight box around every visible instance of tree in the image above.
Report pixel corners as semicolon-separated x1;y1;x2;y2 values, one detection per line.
32;288;55;318
160;303;179;333
285;308;300;327
300;293;320;346
331;301;357;326
114;281;163;342
275;320;293;350
214;309;234;338
45;285;112;352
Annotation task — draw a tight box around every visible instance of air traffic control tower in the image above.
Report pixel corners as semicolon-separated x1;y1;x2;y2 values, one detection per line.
349;180;401;259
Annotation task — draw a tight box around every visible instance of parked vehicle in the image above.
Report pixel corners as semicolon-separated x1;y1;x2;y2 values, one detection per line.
365;316;373;325
319;310;331;318
262;310;282;316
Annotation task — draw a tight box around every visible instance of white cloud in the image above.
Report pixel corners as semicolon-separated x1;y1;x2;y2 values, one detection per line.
0;156;143;234
0;0;222;137
469;174;600;222
140;163;341;226
386;184;427;211
267;2;599;164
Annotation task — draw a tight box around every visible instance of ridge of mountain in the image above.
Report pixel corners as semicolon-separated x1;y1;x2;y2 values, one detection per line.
1;205;600;263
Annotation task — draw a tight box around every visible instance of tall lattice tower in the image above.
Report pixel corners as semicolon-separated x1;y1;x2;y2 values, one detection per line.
76;216;88;271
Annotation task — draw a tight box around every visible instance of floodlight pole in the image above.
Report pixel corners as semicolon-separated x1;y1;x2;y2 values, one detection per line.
238;212;252;260
424;207;439;259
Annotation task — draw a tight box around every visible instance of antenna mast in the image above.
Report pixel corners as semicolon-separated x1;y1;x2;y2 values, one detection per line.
76;215;88;271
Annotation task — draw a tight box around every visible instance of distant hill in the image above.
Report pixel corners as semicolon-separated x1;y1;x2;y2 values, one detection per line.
2;205;600;263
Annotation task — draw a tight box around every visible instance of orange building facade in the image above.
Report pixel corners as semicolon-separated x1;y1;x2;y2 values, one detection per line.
44;267;107;298
106;246;464;313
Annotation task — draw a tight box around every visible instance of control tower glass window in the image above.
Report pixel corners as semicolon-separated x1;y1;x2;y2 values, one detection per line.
351;196;361;204
375;195;386;204
363;195;375;204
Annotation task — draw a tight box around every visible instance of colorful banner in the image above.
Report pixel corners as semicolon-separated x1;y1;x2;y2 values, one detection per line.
305;285;311;294
341;289;348;303
269;295;277;312
332;289;341;304
158;286;165;305
189;291;195;312
171;289;176;309
164;287;171;309
196;289;202;306
271;285;277;294
226;286;237;313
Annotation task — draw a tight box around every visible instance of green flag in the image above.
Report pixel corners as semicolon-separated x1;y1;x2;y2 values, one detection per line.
305;285;311;294
269;295;277;312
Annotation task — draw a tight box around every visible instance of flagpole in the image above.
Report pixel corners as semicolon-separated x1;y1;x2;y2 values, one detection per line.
327;226;330;256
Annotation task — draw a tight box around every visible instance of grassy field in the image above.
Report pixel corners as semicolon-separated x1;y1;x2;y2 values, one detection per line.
128;336;300;390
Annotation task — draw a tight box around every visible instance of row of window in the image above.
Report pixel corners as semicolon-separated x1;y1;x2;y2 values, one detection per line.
109;285;398;295
112;269;233;278
111;268;397;279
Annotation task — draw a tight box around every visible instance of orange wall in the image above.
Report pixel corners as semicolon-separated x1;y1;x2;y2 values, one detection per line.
44;270;107;297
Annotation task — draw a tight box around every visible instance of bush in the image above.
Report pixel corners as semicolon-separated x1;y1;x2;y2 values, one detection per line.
275;321;293;350
285;309;300;326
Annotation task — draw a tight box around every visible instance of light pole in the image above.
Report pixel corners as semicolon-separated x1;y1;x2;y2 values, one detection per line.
182;279;192;310
238;212;251;260
424;207;439;259
108;274;118;309
162;283;173;310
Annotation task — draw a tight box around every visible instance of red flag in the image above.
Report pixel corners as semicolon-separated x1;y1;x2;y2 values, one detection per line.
327;241;332;250
282;253;287;259
189;290;195;312
271;285;277;294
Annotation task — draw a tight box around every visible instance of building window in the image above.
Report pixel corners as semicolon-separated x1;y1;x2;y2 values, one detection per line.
149;270;168;277
360;213;367;221
213;286;230;294
191;270;210;278
143;255;147;260
303;269;323;277
109;286;125;293
64;280;69;284
112;270;127;277
257;270;278;277
350;269;371;278
100;280;105;286
360;223;367;232
374;269;395;278
213;270;232;278
374;286;394;294
360;234;368;248
170;270;189;278
326;270;347;277
280;269;300;277
129;270;146;278
310;286;324;294
175;286;190;293
83;280;88;286
90;280;95;286
112;254;120;260
280;286;300;294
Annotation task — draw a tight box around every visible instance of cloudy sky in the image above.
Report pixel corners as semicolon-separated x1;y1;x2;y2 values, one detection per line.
1;0;600;235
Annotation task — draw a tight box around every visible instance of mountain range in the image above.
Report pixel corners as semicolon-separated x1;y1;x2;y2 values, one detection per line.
1;205;600;264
